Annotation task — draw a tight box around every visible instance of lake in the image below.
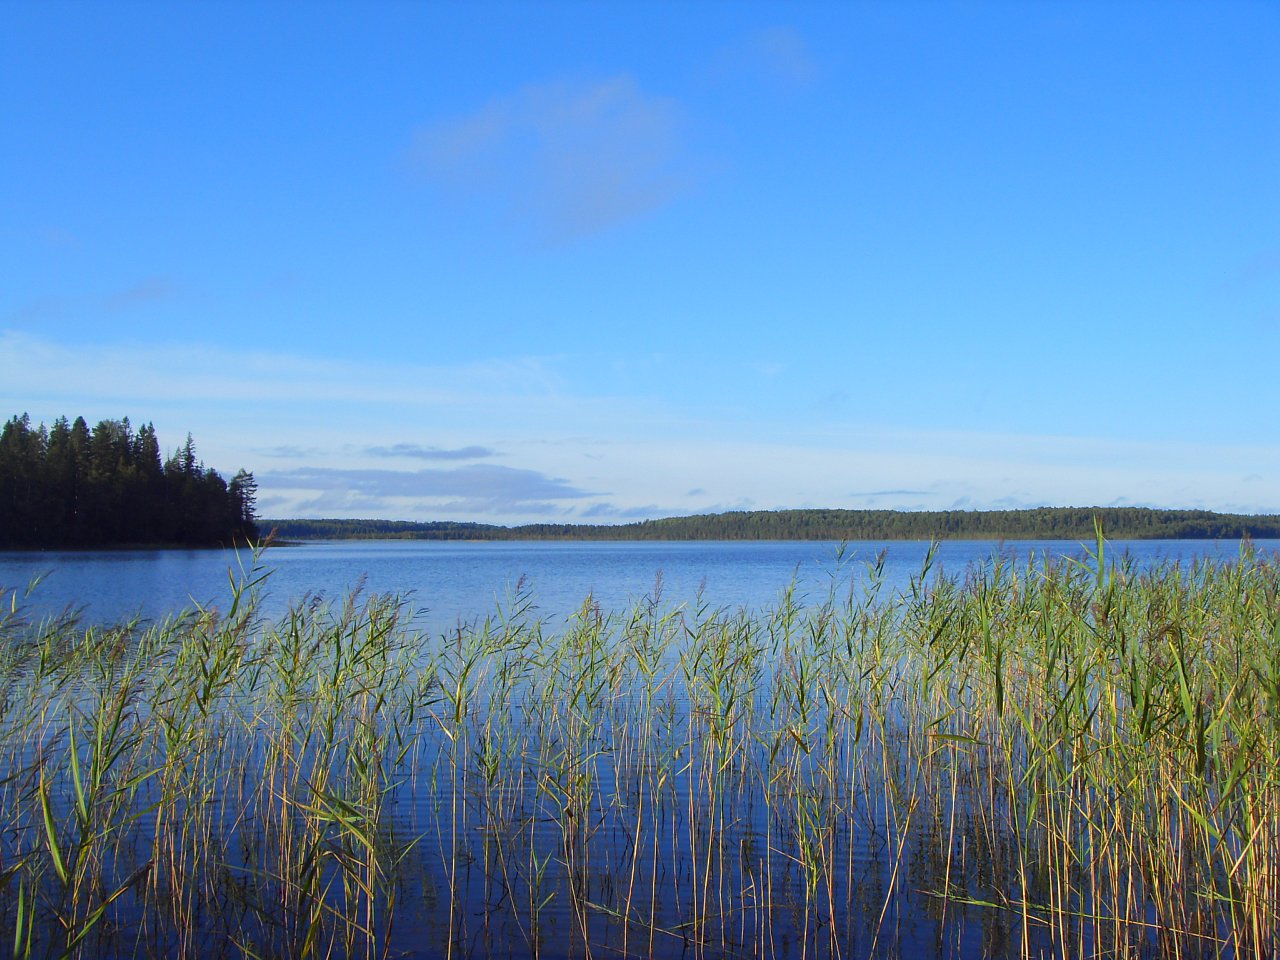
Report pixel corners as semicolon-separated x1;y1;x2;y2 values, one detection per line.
2;537;1277;958
2;537;1274;633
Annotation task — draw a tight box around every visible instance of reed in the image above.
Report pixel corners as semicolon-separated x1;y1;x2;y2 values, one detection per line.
0;539;1277;958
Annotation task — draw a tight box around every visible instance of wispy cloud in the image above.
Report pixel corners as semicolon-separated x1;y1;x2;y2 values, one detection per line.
364;443;496;461
709;27;820;91
254;445;326;459
6;278;177;324
7;298;68;324
35;226;81;250
258;464;595;517
848;489;932;498
102;277;177;311
0;330;562;407
412;76;691;240
5;331;1277;521
742;27;819;87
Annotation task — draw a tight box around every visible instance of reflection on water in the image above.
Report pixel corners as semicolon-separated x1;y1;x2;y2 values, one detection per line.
1;538;1272;631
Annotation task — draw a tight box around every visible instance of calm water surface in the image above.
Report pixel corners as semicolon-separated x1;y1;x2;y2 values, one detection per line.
1;537;1272;633
2;537;1276;958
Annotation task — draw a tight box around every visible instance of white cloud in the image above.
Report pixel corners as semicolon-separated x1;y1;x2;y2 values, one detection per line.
412;76;691;240
0;329;562;408
4;330;1278;522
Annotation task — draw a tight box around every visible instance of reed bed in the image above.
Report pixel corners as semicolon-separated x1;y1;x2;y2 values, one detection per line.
0;538;1277;959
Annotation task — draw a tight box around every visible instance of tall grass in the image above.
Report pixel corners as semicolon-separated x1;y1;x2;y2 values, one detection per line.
0;540;1276;958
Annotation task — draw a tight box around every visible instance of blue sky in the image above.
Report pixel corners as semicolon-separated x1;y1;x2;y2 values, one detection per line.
3;1;1278;522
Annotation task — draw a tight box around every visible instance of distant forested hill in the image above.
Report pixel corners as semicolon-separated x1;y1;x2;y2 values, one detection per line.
0;413;258;548
265;507;1280;543
267;519;496;540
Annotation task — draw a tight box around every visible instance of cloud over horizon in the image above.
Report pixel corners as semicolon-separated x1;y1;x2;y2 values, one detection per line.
257;464;596;517
4;330;1279;523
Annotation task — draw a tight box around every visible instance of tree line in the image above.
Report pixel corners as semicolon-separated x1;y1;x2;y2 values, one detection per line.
265;506;1280;543
0;413;259;548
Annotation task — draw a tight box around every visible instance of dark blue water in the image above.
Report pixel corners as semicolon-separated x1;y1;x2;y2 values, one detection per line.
1;538;1271;634
2;537;1274;958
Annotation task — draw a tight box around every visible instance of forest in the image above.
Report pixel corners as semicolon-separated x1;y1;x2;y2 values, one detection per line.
265;506;1280;542
7;407;1274;549
0;413;259;548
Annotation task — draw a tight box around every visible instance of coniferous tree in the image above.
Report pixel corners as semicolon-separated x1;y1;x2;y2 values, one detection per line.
229;469;260;539
0;412;258;548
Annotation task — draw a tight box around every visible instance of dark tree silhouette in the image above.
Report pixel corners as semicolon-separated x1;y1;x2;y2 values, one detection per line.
0;413;259;548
